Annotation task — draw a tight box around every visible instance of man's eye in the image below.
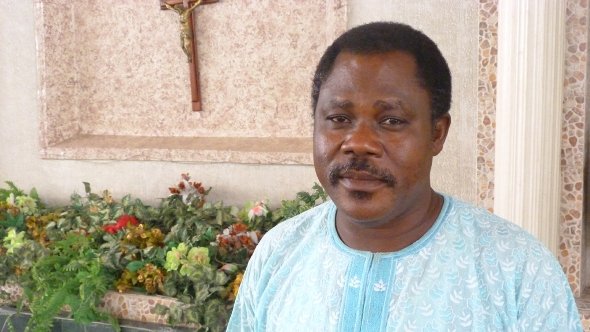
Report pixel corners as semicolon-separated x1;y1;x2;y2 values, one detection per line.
381;118;405;126
327;115;349;123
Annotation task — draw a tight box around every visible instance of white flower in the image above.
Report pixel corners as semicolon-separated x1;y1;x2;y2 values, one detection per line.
15;195;37;215
248;201;268;220
5;193;15;207
178;180;198;204
247;231;259;244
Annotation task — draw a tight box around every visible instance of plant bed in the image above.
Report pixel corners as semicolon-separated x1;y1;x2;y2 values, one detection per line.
0;285;182;327
0;176;326;331
0;306;194;332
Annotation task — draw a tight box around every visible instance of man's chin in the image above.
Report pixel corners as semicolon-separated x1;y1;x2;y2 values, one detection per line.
328;187;398;223
348;190;373;201
325;182;387;206
335;203;392;227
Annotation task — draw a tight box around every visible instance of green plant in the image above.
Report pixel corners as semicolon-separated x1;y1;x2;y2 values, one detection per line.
154;181;327;330
0;181;41;240
21;233;117;331
0;176;327;331
271;183;328;222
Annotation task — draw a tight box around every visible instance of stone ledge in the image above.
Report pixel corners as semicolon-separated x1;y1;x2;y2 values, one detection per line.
100;291;181;326
40;135;313;165
0;306;193;332
0;284;184;327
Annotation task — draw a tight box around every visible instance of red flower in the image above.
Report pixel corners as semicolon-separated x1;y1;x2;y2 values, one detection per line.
194;182;206;194
116;214;139;228
232;223;248;233
103;214;139;234
103;224;120;234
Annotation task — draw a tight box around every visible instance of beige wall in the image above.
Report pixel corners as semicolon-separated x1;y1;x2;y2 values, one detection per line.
0;0;478;207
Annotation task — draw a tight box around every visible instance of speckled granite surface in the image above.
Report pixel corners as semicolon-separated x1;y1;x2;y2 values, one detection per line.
35;0;346;164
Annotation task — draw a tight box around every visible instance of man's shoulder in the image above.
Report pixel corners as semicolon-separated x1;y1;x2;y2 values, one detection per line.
446;195;532;236
440;196;580;331
443;195;554;260
257;200;334;248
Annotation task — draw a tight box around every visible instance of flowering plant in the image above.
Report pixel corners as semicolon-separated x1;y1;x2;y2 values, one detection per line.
0;175;326;332
102;214;139;234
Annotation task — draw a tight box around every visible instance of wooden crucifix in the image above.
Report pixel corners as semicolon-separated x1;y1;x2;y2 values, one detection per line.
161;0;219;112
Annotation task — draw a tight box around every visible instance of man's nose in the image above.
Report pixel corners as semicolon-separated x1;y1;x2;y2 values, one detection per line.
340;122;383;157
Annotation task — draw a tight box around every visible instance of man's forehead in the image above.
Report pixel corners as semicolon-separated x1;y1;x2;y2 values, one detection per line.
327;51;420;80
321;51;423;93
334;50;417;65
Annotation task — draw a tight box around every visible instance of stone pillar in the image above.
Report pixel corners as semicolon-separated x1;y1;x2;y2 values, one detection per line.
494;0;566;255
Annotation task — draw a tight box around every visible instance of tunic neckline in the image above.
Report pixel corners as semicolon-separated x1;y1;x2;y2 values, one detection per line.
326;193;452;258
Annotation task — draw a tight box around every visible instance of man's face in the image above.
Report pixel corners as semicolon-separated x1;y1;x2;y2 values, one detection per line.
313;51;450;225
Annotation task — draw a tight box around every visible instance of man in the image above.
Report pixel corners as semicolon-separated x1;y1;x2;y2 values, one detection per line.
227;22;582;331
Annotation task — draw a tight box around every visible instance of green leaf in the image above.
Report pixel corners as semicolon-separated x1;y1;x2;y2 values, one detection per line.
83;182;92;195
216;210;223;225
3;213;25;231
5;181;24;196
126;260;146;272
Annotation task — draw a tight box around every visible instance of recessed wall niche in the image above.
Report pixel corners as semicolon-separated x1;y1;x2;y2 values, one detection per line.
35;0;347;164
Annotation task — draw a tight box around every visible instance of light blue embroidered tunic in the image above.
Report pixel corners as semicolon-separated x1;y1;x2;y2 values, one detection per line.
227;195;582;331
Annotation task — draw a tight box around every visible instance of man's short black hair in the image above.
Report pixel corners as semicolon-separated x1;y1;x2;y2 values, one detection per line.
311;22;452;120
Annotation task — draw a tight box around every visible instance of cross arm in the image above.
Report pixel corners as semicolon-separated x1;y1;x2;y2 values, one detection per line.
159;0;219;10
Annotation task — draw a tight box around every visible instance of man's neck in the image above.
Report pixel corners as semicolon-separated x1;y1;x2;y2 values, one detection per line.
335;191;444;252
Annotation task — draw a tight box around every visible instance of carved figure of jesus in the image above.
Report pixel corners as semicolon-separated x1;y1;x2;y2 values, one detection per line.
165;0;203;62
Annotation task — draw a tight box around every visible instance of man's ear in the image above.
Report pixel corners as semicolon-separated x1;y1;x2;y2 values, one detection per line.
432;113;451;156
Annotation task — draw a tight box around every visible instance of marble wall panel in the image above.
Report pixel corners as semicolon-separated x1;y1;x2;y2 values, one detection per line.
35;0;81;147
37;0;347;150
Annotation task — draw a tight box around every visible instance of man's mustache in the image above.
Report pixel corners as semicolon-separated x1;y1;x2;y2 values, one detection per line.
328;159;397;187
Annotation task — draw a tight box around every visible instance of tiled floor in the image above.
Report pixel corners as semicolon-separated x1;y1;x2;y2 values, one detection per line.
577;289;590;311
576;289;590;331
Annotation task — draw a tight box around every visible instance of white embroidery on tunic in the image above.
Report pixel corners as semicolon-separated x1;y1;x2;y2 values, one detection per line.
373;280;387;292
349;276;361;288
329;311;339;325
337;274;346;288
